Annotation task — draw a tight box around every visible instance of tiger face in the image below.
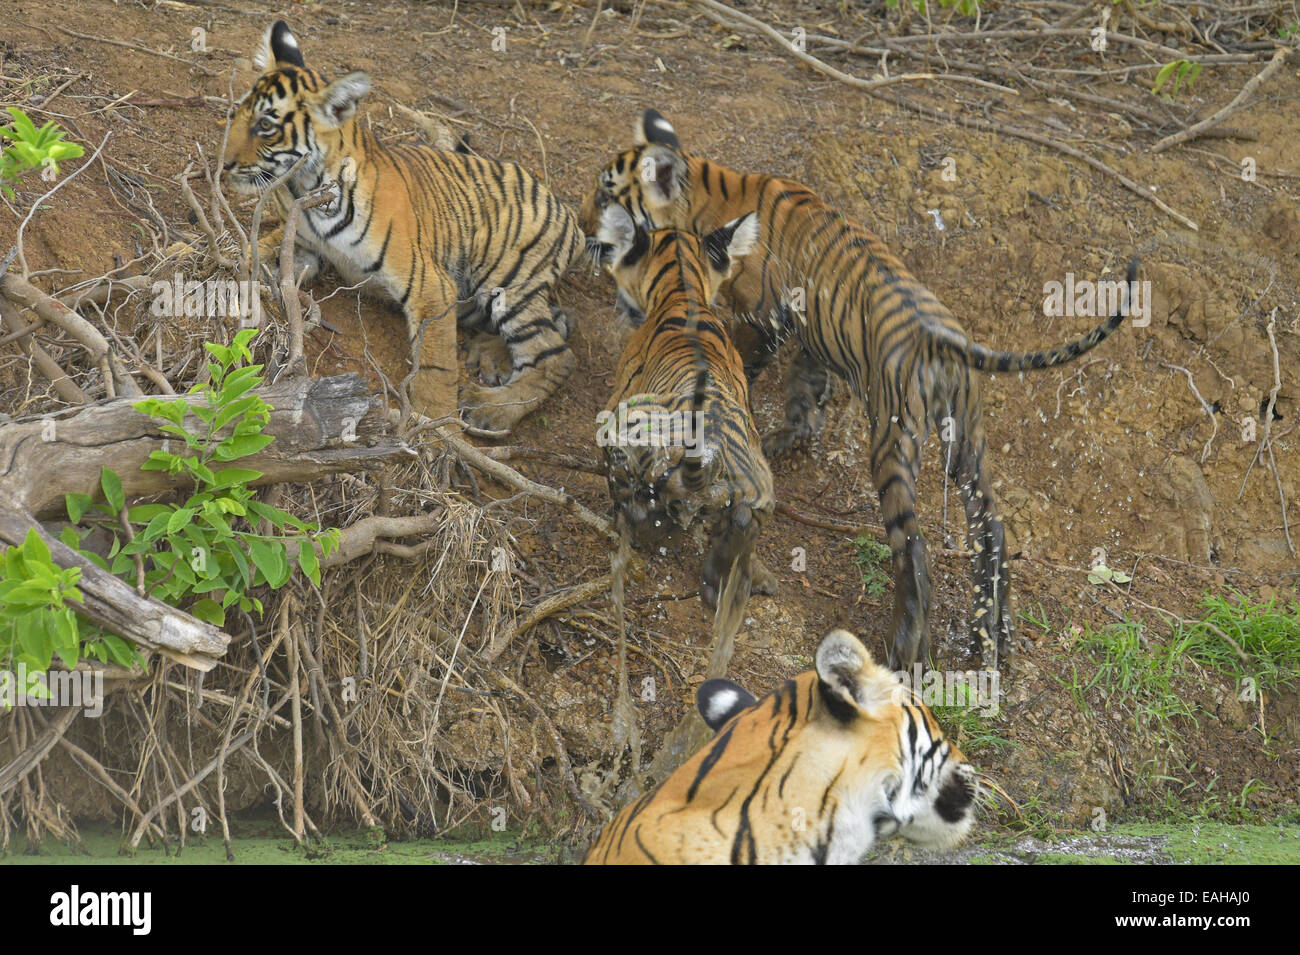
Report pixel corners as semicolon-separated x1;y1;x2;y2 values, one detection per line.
579;109;690;245
593;202;755;327
223;21;369;197
584;629;977;864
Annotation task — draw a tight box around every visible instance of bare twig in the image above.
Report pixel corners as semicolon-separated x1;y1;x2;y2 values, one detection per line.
1157;361;1219;463
1152;47;1288;154
10;131;112;279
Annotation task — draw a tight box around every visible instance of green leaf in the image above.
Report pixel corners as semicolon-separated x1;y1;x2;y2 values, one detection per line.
49;609;79;668
213;433;274;461
167;507;195;534
22;527;51;565
190;598;226;627
65;492;93;524
100;468;125;515
298;543;320;586
248;539;288;588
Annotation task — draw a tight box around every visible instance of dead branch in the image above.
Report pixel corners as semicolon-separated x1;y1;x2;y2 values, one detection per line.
693;0;1199;231
692;0;1017;95
287;513;446;569
486;572;614;662
179;163;235;271
0;373;410;518
0;706;79;798
7;130;112;280
54;25;218;77
438;425;618;540
482;444;606;475
390;101;460;150
1157;361;1218;463
0;298;88;404
1;271;139;398
0;510;229;670
1153;47;1288;154
279;187;335;377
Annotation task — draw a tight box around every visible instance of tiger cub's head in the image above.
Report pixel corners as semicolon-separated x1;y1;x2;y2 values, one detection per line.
223;20;371;195
593;202;756;327
580;109;691;257
593;206;757;542
698;629;977;859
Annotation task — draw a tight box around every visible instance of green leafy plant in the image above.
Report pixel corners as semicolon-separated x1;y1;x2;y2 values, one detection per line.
1087;563;1131;586
1152;58;1202;99
851;533;892;600
885;0;980;15
0;107;85;200
64;328;339;631
1185;591;1300;694
0;529;138;706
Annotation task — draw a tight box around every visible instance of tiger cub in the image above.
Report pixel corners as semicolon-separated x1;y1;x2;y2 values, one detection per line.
222;20;581;434
594;204;775;611
584;628;977;864
582;109;1138;671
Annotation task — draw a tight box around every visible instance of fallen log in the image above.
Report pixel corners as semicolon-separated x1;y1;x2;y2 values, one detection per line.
0;373;415;670
0;372;412;519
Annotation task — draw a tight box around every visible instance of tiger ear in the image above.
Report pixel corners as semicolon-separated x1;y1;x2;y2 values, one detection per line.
702;213;758;277
636;144;685;210
697;679;757;731
253;20;305;72
635;109;681;149
309;71;371;127
596;204;646;267
815;629;900;720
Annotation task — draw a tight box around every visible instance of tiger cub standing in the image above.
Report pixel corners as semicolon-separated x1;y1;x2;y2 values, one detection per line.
222;21;581;433
583;628;977;864
594;204;775;611
582;109;1137;671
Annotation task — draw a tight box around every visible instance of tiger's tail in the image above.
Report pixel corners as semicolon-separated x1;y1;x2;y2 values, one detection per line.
943;258;1140;372
677;297;715;494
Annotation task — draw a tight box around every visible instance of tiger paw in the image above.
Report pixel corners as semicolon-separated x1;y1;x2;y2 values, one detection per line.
552;305;576;341
751;557;778;597
461;382;537;435
464;333;513;387
762;423;811;459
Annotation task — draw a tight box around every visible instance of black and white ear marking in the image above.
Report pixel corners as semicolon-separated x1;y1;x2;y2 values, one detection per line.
702;213;759;275
254;20;305;71
596;204;646;267
814;628;897;720
637;144;684;208
314;71;371;126
270;20;305;67
697;679;757;731
636;109;680;149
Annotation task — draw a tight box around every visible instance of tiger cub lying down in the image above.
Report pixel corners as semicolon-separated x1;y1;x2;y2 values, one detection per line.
584;628;977;864
593;204;776;611
222;20;581;434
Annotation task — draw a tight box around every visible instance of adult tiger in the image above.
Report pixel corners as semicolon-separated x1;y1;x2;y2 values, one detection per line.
583;628;977;864
223;20;582;434
580;110;1138;671
593;204;775;611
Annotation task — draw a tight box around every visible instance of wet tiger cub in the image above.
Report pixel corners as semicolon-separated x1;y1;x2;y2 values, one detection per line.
584;628;977;864
594;205;775;611
222;20;581;434
582;109;1139;671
